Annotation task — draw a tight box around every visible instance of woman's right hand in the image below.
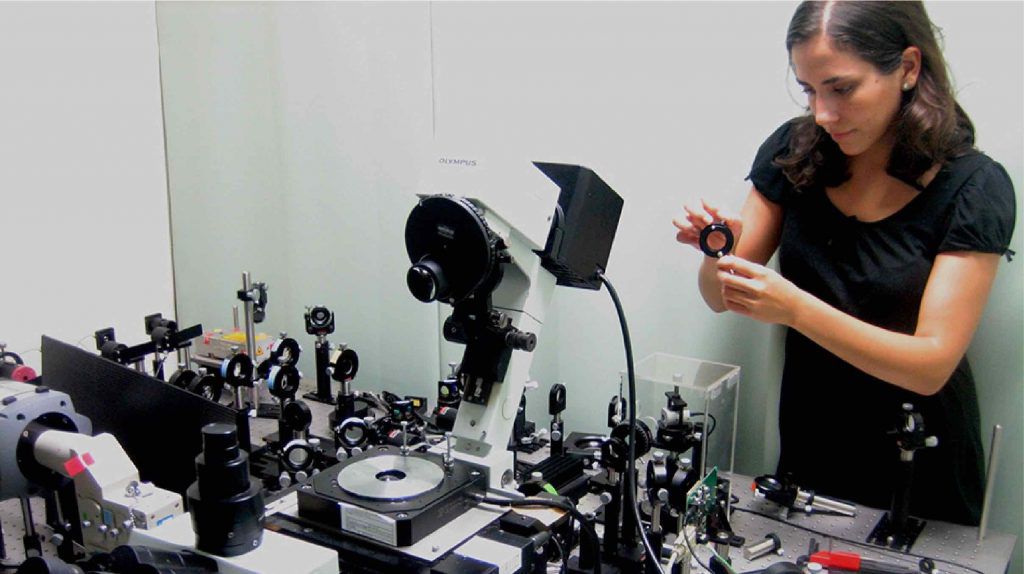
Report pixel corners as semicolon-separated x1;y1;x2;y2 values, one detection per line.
672;199;744;255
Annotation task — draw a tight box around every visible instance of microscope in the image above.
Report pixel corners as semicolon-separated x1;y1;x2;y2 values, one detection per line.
293;158;622;564
404;159;623;493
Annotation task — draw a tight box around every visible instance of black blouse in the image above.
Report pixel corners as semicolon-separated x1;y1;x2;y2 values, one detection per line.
747;120;1016;525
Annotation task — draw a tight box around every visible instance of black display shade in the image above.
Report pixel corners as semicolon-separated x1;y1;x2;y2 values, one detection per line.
533;162;623;290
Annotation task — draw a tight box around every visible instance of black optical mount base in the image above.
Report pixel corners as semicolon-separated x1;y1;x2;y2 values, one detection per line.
303;390;336;405
867;512;926;552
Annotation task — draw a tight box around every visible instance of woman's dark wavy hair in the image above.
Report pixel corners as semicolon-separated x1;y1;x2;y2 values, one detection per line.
776;1;976;190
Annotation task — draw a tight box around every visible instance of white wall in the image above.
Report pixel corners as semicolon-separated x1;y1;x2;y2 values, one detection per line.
0;2;173;369
156;2;441;397
156;1;1022;567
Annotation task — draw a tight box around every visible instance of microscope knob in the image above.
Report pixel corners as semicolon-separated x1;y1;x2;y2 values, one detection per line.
505;330;536;352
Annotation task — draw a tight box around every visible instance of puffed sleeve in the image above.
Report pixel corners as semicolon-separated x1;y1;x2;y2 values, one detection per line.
746;120;796;204
938;158;1017;256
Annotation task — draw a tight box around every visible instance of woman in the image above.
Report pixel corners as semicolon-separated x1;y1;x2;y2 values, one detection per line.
674;1;1015;525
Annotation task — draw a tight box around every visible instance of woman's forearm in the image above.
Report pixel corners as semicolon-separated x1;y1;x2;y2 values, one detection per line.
719;252;998;396
790;294;955;395
699;256;728;312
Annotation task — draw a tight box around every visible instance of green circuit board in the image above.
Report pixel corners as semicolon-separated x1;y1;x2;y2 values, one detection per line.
684;466;718;519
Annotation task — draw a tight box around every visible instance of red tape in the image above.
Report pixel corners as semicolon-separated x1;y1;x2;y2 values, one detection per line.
63;456;86;478
62;452;94;478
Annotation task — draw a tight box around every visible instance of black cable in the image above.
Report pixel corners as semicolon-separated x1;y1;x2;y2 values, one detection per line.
359;390;391;412
690;412;717;437
679;512;716;574
475;495;601;574
598;272;665;574
550;532;568;574
732;507;987;574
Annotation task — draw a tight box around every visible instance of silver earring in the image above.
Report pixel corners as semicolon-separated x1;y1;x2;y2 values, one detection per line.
902;82;913;91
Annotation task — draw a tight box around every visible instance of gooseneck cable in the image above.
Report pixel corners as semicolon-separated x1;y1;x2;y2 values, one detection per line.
598;272;665;574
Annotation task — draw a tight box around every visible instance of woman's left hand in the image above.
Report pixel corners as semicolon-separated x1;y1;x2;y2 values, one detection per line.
716;255;805;326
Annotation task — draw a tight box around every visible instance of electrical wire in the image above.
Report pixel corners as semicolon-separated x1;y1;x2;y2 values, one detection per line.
550;532;568;574
732;506;987;574
11;348;40;361
708;545;739;574
76;332;95;349
679;516;716;574
598;272;665;574
474;495;601;574
690;411;717;437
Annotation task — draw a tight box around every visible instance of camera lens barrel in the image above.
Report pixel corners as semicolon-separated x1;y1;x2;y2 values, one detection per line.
187;423;265;557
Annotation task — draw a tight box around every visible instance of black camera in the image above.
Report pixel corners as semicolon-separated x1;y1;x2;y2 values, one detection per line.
304;305;335;336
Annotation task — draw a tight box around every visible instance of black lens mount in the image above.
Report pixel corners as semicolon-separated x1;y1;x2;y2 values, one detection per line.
266;364;301;399
405;195;506;305
304;305;335;336
335;417;373;451
699;222;735;258
331;348;359;383
268;337;301;367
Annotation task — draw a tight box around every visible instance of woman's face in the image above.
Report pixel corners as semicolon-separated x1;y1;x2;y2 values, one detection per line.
790;34;911;158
